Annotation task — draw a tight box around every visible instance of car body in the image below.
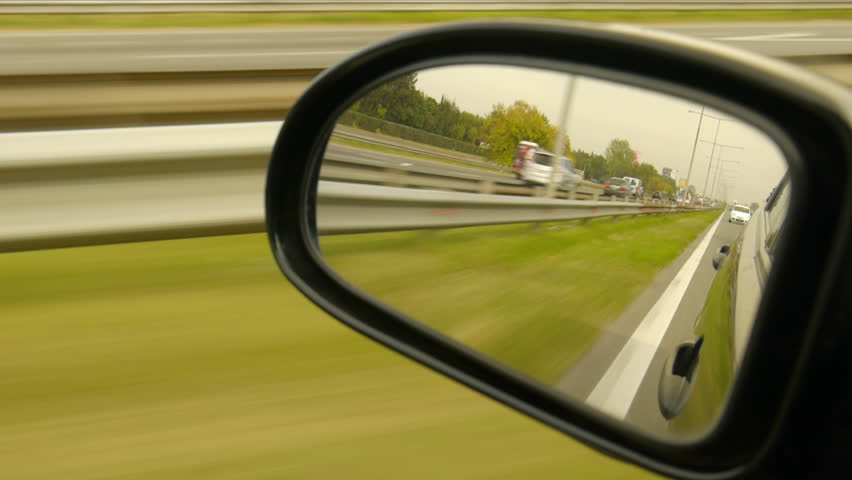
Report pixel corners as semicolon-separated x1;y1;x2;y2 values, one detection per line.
729;204;752;224
513;142;565;187
601;177;630;197
558;157;582;191
664;176;789;434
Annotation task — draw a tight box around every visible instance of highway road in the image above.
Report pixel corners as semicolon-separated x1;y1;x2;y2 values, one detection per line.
557;212;745;434
2;22;851;75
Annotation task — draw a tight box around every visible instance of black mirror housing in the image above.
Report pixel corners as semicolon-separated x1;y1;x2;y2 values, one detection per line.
265;20;852;480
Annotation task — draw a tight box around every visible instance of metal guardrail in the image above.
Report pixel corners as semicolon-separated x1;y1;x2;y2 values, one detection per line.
317;181;681;234
0;122;685;252
3;55;849;133
0;70;321;132
1;1;850;13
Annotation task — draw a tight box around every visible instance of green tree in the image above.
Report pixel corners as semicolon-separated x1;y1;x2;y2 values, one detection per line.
563;136;572;158
357;73;422;126
573;149;608;181
647;176;675;195
482;100;557;165
604;138;636;177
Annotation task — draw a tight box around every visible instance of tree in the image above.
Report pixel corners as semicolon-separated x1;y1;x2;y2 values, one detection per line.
647;176;674;195
356;73;423;126
604;138;636;177
482;100;557;165
687;185;697;198
563;136;572;158
573;149;608;181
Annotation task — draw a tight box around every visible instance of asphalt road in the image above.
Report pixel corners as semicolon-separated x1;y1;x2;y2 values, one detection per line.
557;212;744;435
2;22;851;75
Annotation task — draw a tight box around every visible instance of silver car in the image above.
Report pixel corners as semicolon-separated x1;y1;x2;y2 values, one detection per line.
729;204;752;224
601;177;630;197
558;157;582;191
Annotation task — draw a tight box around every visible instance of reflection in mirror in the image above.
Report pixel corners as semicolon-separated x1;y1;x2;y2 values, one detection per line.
315;64;789;440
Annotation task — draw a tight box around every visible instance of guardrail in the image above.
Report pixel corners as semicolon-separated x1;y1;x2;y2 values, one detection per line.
317;181;681;235
3;54;849;133
1;1;850;13
0;121;687;252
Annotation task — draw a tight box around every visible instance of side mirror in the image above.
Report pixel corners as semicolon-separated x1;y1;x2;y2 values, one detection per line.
658;336;704;420
265;20;852;480
712;245;731;270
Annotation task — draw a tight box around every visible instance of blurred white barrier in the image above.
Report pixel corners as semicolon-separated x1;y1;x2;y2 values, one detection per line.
0;123;683;252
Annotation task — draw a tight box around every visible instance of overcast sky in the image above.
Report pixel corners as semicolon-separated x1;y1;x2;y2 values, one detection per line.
413;64;787;205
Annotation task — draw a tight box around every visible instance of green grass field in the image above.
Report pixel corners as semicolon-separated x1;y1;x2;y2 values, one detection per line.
1;10;850;30
321;210;720;384
1;210;719;479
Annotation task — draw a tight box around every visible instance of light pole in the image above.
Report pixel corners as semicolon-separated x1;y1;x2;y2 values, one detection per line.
702;143;743;200
685;106;706;200
689;111;734;198
549;75;577;197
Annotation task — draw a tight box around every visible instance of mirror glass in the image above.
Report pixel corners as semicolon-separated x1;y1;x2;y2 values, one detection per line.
315;64;790;440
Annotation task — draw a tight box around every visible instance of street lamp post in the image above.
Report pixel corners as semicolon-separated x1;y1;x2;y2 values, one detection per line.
548;75;577;198
685;106;705;200
703;143;743;200
689;111;734;198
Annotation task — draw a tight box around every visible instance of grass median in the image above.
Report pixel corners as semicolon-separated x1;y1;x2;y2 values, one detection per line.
329;136;504;174
1;10;851;30
321;209;721;384
2;229;665;479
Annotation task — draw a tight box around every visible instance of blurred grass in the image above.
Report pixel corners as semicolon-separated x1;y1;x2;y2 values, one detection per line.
1;231;661;479
1;10;851;29
321;210;720;384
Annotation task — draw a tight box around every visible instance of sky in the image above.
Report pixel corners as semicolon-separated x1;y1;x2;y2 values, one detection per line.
411;64;787;205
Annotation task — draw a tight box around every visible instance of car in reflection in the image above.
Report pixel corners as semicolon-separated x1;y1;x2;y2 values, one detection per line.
513;141;565;188
729;204;752;224
658;175;790;432
558;157;582;191
623;176;644;198
601;177;630;197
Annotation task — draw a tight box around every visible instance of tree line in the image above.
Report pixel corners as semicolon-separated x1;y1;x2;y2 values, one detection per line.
353;72;678;195
573;141;678;195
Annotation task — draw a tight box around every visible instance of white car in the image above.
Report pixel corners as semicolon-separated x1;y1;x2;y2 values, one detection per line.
729;204;752;224
622;176;644;198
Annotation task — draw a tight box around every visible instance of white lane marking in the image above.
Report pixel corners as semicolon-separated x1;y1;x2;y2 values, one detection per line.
586;213;724;420
141;50;352;58
714;32;815;41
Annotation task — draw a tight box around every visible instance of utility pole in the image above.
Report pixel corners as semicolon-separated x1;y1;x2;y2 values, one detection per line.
690;111;734;198
548;75;577;197
701;142;743;200
685;106;705;200
713;157;741;200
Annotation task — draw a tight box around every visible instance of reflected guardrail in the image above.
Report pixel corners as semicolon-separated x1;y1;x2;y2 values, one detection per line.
0;122;689;252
